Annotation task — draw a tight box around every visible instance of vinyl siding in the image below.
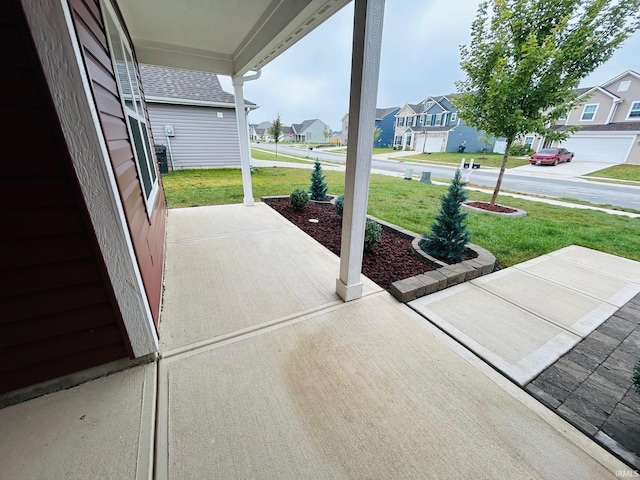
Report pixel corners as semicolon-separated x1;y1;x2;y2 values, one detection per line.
69;0;166;326
147;103;241;168
609;74;640;123
0;0;129;395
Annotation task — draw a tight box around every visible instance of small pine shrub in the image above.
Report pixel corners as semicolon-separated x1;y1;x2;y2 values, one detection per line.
289;189;309;210
633;362;640;394
364;219;382;253
334;195;344;217
421;169;470;263
309;160;328;201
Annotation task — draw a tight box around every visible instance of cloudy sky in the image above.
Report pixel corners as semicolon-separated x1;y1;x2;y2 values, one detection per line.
220;0;640;131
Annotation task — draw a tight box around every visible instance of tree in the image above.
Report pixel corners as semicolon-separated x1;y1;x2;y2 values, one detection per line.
322;125;331;143
373;126;382;147
478;131;495;155
267;115;283;157
455;0;640;206
421;169;470;263
309;160;328;201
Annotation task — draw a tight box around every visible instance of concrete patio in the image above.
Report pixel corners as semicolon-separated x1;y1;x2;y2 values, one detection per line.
0;203;634;479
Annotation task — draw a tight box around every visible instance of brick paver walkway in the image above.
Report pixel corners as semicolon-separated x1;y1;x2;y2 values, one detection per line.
526;292;640;468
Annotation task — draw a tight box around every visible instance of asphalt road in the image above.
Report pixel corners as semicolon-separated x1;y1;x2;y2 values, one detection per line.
252;143;640;210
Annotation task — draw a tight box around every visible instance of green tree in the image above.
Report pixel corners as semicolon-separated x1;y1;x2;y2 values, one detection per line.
322;125;331;143
478;131;495;154
421;169;470;263
455;0;640;206
309;160;328;201
373;126;382;147
267;115;283;157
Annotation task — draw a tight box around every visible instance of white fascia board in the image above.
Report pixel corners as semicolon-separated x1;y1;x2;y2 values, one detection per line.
601;70;640;89
144;95;258;109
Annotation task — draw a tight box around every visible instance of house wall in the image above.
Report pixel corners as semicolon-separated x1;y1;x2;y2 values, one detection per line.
0;0;131;395
147;103;241;168
610;74;640;122
566;90;612;126
375;109;398;147
304;120;330;144
444;122;486;153
69;0;166;325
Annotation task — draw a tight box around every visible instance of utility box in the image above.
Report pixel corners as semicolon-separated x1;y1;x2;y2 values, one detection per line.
155;145;169;174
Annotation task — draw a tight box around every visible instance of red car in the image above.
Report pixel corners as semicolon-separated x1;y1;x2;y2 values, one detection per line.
530;148;574;165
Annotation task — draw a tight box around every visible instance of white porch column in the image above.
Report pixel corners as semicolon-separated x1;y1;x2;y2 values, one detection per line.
336;0;385;302
232;75;254;206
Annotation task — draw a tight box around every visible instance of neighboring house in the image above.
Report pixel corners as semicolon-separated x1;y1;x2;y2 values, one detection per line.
341;113;349;144
393;96;486;153
291;119;331;143
250;122;296;142
342;107;400;148
4;0;349;399
527;71;640;164
139;65;257;169
374;107;400;147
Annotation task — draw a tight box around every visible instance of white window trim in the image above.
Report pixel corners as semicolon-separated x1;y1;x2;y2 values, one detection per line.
103;0;159;218
451;112;457;122
580;103;599;122
626;100;640;120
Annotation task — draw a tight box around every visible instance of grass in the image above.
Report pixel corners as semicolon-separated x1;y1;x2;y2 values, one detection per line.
162;168;640;268
586;164;640;182
398;152;530;169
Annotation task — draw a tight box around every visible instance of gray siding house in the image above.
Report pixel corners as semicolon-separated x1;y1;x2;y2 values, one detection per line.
139;65;257;169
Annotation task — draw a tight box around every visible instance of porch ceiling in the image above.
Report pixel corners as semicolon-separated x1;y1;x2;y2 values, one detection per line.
117;0;351;76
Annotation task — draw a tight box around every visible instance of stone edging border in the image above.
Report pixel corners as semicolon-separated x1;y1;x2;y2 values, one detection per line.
462;201;527;217
260;198;497;303
369;215;496;303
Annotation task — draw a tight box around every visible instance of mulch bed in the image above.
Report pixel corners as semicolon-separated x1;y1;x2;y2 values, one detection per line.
265;198;446;290
466;201;518;214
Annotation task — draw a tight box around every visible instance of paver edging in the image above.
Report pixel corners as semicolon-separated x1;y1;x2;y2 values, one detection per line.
373;216;496;302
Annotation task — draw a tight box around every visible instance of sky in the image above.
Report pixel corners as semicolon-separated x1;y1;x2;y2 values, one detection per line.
219;0;640;132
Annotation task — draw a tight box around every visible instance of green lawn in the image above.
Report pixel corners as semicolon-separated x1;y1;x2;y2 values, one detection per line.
586;164;640;182
251;148;314;164
162;168;640;268
398;152;530;169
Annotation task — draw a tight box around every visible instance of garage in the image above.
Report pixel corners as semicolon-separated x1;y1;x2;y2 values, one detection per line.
414;135;445;153
559;136;634;163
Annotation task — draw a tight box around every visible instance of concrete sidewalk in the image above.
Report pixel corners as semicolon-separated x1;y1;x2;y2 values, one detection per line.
0;204;633;479
410;246;640;386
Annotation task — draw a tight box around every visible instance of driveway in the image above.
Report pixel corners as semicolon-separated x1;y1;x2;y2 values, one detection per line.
510;161;615;178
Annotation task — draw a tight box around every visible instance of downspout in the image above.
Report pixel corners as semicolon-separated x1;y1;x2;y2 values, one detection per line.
232;69;261;206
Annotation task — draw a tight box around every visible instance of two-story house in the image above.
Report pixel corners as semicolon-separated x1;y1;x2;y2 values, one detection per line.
342;106;400;147
528;70;640;164
393;96;489;153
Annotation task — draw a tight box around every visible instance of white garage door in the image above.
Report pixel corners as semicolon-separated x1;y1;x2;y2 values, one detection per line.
559;136;633;163
414;136;444;153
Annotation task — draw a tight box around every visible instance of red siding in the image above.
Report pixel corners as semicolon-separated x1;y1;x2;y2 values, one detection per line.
69;0;166;326
0;1;129;395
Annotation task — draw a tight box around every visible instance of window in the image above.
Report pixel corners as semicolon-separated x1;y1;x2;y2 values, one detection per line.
407;117;414;127
103;2;158;214
618;80;631;92
580;104;598;121
425;114;432;126
558;112;567;120
435;113;442;126
406;135;412;146
451;112;457;122
398;117;405;126
418;115;424;126
394;136;402;145
627;101;640;119
524;136;534;149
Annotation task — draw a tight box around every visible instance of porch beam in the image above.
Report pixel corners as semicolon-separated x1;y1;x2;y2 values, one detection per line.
336;0;385;301
232;76;254;206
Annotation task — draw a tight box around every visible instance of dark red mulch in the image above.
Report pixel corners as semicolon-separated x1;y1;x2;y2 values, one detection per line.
265;198;442;290
466;201;518;214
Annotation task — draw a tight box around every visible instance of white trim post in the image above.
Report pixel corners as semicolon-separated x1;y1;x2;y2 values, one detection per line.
232;75;255;206
336;0;385;301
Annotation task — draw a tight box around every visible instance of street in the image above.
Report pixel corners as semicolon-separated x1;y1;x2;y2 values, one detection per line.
252;143;640;210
